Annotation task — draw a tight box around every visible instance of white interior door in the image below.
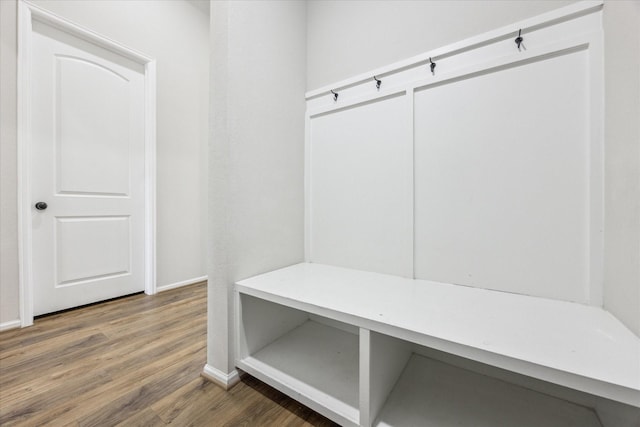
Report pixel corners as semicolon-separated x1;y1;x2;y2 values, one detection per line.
30;21;146;316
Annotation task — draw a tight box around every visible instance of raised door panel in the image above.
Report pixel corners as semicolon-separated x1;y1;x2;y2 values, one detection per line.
56;56;131;196
56;216;130;286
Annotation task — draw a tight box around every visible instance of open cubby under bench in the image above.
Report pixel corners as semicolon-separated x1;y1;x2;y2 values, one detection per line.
234;263;640;427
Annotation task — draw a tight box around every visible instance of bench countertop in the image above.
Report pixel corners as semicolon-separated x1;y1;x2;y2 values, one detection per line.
236;262;640;407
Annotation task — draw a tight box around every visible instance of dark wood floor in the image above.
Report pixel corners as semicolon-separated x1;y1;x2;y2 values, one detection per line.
0;283;339;426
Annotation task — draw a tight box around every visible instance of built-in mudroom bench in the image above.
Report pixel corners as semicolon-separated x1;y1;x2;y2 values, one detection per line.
235;263;639;427
232;2;640;426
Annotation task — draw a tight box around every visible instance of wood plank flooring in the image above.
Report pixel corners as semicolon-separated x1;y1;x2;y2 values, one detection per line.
0;283;339;426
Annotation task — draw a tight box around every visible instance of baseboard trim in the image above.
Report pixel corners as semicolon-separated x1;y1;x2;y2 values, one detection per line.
201;364;241;390
157;275;207;293
0;320;22;332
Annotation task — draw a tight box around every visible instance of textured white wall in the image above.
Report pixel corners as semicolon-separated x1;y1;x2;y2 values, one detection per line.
0;0;209;326
0;0;20;327
208;0;306;374
603;0;640;336
306;0;576;90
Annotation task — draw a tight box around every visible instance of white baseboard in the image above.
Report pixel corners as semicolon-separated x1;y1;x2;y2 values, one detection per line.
0;319;22;332
157;275;207;293
201;364;241;390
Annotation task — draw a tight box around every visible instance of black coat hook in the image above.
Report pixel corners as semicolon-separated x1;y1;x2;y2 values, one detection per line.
429;57;436;75
515;29;524;51
374;76;382;90
330;90;338;102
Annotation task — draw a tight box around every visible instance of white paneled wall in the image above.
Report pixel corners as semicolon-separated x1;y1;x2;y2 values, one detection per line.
305;2;603;305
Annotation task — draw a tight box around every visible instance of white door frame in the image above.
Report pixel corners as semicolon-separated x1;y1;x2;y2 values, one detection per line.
17;0;157;327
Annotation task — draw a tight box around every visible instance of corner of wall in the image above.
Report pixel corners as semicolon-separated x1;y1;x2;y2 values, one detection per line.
0;0;21;326
207;0;307;375
602;0;640;337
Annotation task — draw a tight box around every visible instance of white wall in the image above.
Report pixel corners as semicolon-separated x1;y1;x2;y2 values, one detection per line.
208;0;306;376
0;0;209;326
306;0;576;90
603;0;640;336
0;0;20;328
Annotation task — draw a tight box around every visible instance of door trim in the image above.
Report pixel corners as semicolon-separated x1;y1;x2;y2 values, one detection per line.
17;0;157;327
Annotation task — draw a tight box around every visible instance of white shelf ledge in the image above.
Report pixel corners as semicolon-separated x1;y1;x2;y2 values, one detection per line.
236;320;360;427
236;263;640;407
375;354;601;427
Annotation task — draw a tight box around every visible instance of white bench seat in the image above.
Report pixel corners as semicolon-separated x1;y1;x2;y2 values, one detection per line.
236;262;640;407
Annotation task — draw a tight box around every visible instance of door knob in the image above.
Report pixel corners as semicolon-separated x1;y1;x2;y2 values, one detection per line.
35;202;48;210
